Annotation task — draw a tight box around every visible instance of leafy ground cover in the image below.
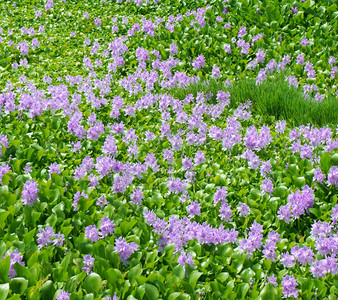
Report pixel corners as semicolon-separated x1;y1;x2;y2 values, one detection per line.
0;0;337;299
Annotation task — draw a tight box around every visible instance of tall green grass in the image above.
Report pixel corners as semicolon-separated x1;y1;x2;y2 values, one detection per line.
168;75;338;127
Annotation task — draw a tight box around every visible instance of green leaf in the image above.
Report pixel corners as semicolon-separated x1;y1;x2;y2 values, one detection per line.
320;152;331;173
0;283;9;300
144;283;159;300
0;256;10;283
10;277;28;294
53;267;68;282
188;271;202;289
236;283;250;299
48;189;60;203
168;292;181;300
83;273;102;295
260;283;278;300
294;177;305;188
13;262;31;279
40;280;56;300
128;263;142;283
240;268;255;283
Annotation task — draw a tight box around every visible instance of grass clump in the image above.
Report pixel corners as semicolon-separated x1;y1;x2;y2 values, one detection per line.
169;74;338;127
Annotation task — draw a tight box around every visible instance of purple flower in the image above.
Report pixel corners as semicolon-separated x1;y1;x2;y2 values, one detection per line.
313;167;325;184
114;237;138;265
296;54;305;65
238;26;247;37
281;275;298;299
178;250;194;267
310;220;332;240
214;186;228;206
261;178;274;194
0;163;11;184
45;0;54;10
17;42;29;56
331;204;338;225
7;249;25;279
170;43;178;55
94;18;101;27
85;225;101;243
238;202;250;217
212;65;221;78
192;54;205;70
182;156;193;171
300;37;309;46
329;56;336;66
37;227;55;249
290;7;298;14
267;274;278;287
256;69;266;85
277;186;314;222
57;290;70;300
291;245;314;265
262;231;280;261
219;202;233;222
49;162;61;176
239;221;263;256
194;150;206;165
311;256;338;278
276;120;287;134
96;195;108;207
53;233;65;247
22;179;39;206
187;200;201;217
327;166;338;187
280;252;296;268
82;254;94;274
100;217;116;238
130;186;144;205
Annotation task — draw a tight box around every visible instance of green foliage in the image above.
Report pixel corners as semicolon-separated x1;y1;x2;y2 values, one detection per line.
0;0;337;299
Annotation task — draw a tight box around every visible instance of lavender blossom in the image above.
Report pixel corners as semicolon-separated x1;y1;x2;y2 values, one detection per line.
85;225;101;243
82;254;94;275
7;249;25;279
192;54;205;70
22;179;39;206
56;290;70;300
178;250;195;267
100;217;116;237
114;237;138;265
281;275;298;299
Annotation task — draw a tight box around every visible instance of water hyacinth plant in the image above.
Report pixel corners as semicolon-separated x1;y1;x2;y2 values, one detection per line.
0;0;337;299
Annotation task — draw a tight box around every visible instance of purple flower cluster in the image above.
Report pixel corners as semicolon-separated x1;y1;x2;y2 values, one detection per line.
114;236;139;265
327;166;338;187
2;248;25;279
277;185;314;223
56;290;70;300
281;275;298;299
238;221;263;257
244;125;272;151
36;226;65;249
22;179;39;206
187;200;201;217
178;250;194;268
262;230;280;261
192;54;205;69
311;256;338;278
82;254;95;274
0;163;11;183
280;245;314;268
237;202;250;217
85;217;115;242
144;211;238;252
